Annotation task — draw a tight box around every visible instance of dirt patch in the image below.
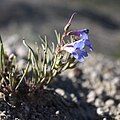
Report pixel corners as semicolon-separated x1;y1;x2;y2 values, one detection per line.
0;89;100;120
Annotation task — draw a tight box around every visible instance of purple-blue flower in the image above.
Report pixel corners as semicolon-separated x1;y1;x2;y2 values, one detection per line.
63;29;93;62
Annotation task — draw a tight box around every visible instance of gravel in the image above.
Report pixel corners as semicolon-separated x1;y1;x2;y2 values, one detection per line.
0;53;120;120
53;53;120;120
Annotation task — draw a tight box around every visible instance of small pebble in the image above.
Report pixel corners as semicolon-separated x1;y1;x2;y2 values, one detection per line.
70;93;77;102
0;111;6;119
95;98;103;107
95;87;104;95
118;103;120;108
105;99;114;107
87;91;96;103
55;88;65;96
97;108;104;115
0;92;5;101
90;71;98;81
115;116;120;120
103;118;107;120
55;111;59;115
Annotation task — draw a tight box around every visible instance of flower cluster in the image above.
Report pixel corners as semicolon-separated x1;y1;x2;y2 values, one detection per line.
62;29;93;62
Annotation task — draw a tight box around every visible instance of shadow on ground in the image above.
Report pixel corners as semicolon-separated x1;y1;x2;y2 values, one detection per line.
49;75;102;120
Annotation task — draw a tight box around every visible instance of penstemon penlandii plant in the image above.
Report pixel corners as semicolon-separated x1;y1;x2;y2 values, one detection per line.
0;13;93;105
22;13;93;89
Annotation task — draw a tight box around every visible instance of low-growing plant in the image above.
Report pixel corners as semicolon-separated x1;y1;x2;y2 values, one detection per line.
0;13;93;107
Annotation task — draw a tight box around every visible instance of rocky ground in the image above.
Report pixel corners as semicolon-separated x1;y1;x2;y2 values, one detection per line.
0;53;120;120
50;54;120;120
0;1;120;119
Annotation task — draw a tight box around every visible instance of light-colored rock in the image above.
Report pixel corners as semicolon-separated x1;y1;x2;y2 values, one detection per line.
97;108;104;115
95;98;104;107
87;91;96;103
105;99;114;107
55;88;65;96
55;110;59;115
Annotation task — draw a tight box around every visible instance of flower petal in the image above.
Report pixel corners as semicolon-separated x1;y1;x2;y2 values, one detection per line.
72;51;84;62
85;39;93;51
74;39;85;50
78;57;84;62
68;29;89;37
63;44;75;53
80;32;88;40
80;50;88;57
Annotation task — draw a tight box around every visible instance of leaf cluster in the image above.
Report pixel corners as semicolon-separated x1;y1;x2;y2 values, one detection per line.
0;31;77;106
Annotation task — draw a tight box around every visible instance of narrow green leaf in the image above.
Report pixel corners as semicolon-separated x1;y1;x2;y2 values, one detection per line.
40;36;53;54
15;58;30;90
23;40;40;74
55;30;61;44
0;36;5;71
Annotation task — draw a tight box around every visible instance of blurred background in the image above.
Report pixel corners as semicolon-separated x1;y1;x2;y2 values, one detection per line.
0;0;120;58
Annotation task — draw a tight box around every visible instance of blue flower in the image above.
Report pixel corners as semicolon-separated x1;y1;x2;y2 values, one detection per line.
68;29;89;39
63;29;93;62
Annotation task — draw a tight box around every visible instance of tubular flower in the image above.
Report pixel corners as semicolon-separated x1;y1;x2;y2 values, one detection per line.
63;29;93;62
